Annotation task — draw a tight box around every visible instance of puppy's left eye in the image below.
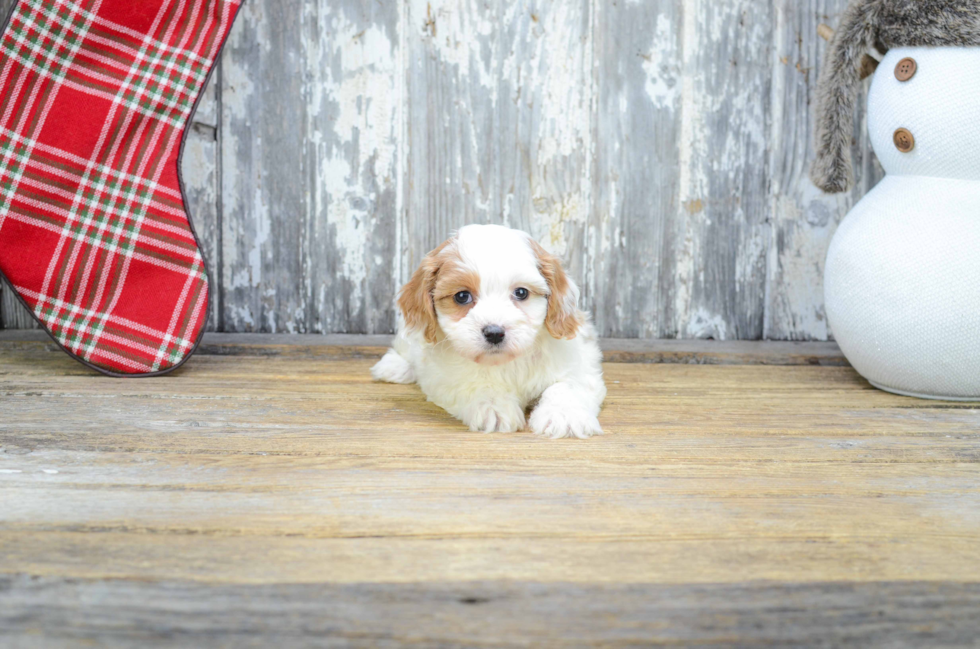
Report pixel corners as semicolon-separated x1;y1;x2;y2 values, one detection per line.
513;288;529;301
454;291;473;305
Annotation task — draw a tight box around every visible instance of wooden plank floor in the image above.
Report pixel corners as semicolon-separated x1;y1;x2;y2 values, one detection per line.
1;334;979;647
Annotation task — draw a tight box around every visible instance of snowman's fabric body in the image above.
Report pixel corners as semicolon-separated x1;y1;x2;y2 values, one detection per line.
812;1;980;400
826;48;980;399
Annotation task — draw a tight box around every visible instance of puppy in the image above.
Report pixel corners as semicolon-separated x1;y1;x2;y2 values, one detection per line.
371;224;606;439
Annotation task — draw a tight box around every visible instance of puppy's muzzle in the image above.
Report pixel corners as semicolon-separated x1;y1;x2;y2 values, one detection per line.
482;325;506;346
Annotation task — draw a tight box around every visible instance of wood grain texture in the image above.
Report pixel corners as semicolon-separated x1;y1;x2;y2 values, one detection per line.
0;277;35;330
182;70;221;332
764;0;885;340
590;0;678;337
2;342;980;585
0;1;887;340
3;577;980;648
403;0;593;289
662;0;772;341
219;0;400;335
0;0;33;329
0;330;850;365
1;338;979;645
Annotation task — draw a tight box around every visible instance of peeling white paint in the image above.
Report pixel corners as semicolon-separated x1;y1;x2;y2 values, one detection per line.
674;0;706;333
536;2;591;161
246;186;270;289
305;3;401;322
221;7;257;122
761;0;869;341
686;306;729;340
765;190;841;341
528;0;593;261
415;0;497;90
228;305;255;329
541;192;587;257
642;14;679;110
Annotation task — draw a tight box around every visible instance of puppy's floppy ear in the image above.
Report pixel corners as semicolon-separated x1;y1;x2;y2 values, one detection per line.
398;238;453;343
529;239;582;340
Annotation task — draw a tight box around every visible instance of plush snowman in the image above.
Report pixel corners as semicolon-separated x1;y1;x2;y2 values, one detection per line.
811;0;980;400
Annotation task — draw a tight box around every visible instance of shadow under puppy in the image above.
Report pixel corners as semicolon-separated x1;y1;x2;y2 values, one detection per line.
372;224;607;439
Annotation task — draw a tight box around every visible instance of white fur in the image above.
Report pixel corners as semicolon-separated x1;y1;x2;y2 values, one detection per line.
372;225;607;439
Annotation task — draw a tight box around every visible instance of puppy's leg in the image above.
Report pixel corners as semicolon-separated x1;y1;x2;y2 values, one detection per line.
530;380;605;440
371;349;416;384
459;396;526;433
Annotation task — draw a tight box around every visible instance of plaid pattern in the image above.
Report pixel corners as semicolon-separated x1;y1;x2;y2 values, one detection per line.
0;0;240;375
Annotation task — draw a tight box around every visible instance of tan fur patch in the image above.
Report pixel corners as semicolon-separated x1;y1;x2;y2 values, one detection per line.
398;238;456;343
433;259;481;323
528;239;582;340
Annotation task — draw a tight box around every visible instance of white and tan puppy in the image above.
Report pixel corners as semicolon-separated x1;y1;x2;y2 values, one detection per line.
372;224;606;439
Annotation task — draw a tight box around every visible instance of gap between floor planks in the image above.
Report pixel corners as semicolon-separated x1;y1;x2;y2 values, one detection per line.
0;330;848;366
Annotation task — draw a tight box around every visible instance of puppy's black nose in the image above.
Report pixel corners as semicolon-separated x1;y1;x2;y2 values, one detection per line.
483;325;506;345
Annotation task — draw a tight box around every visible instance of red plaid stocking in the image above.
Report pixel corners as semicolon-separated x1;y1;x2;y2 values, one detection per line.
0;0;241;376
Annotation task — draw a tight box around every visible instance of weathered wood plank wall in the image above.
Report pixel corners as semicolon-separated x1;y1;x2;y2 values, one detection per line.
0;0;883;339
0;0;31;329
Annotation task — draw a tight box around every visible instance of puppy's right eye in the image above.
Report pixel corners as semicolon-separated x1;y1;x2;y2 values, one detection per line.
453;291;473;305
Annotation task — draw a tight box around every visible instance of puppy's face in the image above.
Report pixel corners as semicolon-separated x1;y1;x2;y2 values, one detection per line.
399;225;581;365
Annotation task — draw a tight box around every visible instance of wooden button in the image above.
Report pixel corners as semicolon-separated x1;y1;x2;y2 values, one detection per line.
893;128;915;153
895;57;917;81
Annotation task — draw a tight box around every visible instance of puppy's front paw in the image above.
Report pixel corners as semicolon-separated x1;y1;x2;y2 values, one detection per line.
371;350;416;384
462;400;526;433
529;403;603;440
